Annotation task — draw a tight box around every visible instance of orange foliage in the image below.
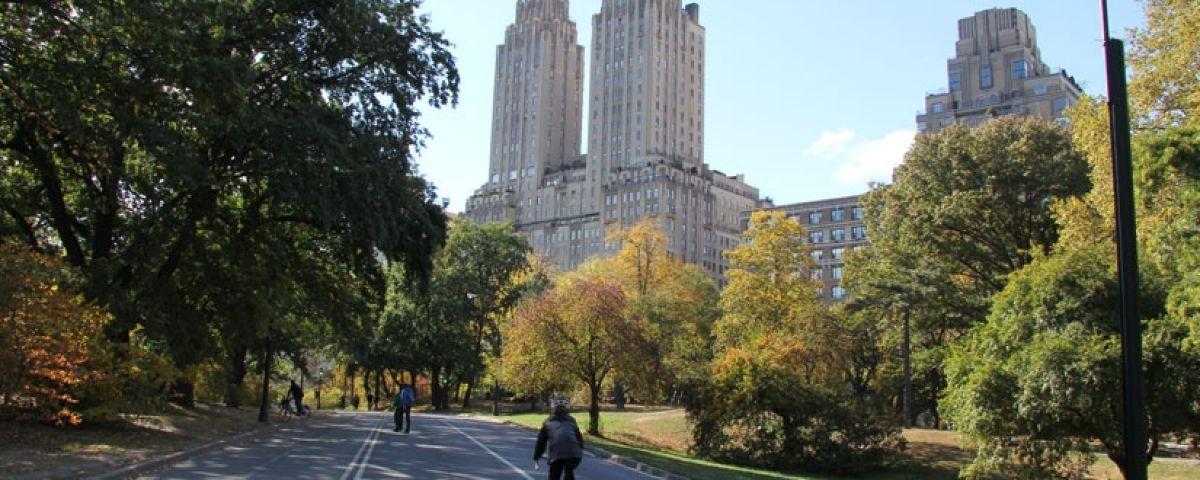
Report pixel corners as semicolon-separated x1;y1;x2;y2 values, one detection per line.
0;242;109;425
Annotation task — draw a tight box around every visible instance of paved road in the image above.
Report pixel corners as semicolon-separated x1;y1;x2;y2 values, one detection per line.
141;412;660;479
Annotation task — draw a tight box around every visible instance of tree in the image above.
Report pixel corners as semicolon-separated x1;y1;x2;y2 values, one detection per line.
852;117;1092;424
598;220;719;405
0;0;456;402
501;274;649;435
690;211;902;474
1129;0;1200;128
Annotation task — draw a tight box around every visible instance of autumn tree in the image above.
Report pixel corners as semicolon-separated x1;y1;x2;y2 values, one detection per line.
599;220;720;405
690;211;902;474
501;274;649;435
0;242;110;424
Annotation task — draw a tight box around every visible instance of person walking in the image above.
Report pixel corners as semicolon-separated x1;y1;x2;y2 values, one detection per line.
533;398;583;480
393;384;414;433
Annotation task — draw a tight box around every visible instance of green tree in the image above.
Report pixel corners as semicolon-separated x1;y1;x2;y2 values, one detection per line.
852;117;1091;425
0;0;456;390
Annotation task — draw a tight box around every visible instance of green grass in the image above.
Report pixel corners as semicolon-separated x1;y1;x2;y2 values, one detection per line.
476;408;1200;480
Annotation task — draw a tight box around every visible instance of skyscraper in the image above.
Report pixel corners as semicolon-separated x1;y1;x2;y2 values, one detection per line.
916;8;1082;133
466;0;766;285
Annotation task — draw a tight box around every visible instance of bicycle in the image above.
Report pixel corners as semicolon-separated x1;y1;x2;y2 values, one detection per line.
277;398;296;422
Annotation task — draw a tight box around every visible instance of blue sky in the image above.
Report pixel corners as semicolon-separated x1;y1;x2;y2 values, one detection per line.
414;1;1145;212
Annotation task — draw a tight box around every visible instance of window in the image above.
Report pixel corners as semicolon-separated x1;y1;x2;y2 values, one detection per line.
811;250;824;261
949;71;961;92
809;231;824;244
831;228;845;242
810;269;823;280
832;286;846;300
852;206;863;220
1012;59;1028;79
831;208;845;221
832;247;845;260
1053;97;1069;113
832;266;843;280
809;211;822;224
852;225;867;240
931;102;944;114
980;65;993;89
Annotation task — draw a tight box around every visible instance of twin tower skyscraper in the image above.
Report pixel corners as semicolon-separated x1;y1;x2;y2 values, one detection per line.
465;0;765;285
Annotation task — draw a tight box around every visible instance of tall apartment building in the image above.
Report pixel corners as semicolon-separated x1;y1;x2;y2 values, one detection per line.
467;0;765;286
747;195;868;305
916;8;1082;133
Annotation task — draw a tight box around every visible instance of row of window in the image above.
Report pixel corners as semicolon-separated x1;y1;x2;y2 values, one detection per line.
948;59;1028;93
806;206;863;224
808;225;867;244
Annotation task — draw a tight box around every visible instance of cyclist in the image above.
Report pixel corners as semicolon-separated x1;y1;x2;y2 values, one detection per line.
532;398;584;480
288;380;305;416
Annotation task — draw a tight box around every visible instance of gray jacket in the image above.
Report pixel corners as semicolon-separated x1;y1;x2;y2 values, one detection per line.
533;413;584;462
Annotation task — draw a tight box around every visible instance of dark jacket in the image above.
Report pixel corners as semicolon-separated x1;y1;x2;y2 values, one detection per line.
533;413;584;462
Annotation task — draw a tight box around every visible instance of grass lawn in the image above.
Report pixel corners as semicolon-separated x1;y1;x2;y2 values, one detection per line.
476;407;1199;480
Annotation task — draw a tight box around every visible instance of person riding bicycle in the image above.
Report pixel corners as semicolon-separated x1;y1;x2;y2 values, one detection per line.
533;397;584;480
288;380;305;416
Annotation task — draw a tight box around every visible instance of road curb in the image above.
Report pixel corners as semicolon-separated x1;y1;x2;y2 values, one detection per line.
89;412;337;480
459;414;691;480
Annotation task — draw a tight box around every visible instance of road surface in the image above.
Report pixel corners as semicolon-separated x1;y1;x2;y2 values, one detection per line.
140;412;661;479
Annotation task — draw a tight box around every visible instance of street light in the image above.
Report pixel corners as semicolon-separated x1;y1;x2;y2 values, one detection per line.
1100;2;1146;479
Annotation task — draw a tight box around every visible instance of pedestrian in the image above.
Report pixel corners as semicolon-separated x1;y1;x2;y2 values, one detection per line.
367;393;374;410
288;380;305;416
393;384;415;433
532;398;583;480
352;395;360;410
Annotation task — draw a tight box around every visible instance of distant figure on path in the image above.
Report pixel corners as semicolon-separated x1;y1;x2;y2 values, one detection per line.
288;380;304;415
533;398;584;480
393;384;414;433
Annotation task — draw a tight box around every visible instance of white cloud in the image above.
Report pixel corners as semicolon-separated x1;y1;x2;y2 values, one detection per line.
799;129;916;187
832;129;916;185
803;128;856;160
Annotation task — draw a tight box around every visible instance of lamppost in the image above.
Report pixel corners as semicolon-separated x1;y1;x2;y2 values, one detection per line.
1100;2;1145;478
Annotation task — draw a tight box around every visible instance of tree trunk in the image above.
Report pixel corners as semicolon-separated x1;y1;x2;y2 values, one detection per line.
374;370;382;410
224;345;248;407
462;379;473;409
902;312;912;428
431;367;446;411
256;331;273;423
491;380;500;416
588;383;602;436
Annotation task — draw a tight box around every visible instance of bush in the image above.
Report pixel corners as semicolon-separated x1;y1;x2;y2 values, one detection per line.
689;339;904;474
0;242;175;424
0;242;109;424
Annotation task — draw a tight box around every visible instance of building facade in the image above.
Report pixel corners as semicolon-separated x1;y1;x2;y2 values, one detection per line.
916;8;1082;133
466;0;766;285
749;195;868;304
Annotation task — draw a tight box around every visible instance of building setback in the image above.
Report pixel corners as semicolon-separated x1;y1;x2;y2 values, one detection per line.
916;8;1082;133
748;195;868;305
466;0;767;287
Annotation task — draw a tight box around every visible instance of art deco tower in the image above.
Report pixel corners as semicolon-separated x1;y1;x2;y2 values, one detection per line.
916;8;1082;133
587;0;705;180
488;0;585;194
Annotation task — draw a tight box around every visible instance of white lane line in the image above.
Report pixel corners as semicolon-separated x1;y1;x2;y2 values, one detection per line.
353;419;385;480
440;418;535;480
339;416;385;480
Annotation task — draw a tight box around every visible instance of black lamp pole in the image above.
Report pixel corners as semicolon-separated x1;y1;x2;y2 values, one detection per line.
1100;2;1146;479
